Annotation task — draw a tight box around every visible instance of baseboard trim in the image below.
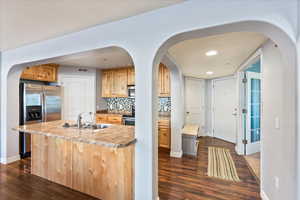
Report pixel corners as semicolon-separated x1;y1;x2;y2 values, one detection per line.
0;155;20;164
261;190;270;200
205;132;212;137
170;150;183;158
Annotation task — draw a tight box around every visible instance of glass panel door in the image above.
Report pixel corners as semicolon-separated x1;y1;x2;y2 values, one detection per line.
250;78;261;143
245;71;261;155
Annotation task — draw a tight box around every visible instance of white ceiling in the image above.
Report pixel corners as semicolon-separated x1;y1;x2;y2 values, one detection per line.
53;47;133;69
0;0;184;50
168;32;267;79
52;32;267;77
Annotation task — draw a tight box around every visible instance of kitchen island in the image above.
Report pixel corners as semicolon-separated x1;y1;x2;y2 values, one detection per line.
14;120;135;200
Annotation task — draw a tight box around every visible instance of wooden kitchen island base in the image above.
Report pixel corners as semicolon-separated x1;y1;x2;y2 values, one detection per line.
31;134;134;200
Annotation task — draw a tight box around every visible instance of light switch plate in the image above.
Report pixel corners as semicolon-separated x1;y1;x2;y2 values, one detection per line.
275;117;280;129
274;176;279;189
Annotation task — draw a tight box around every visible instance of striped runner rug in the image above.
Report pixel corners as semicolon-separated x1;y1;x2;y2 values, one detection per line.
208;146;240;182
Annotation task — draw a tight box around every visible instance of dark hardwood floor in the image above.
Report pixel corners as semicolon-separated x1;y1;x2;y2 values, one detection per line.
158;137;261;200
0;137;260;200
0;158;97;200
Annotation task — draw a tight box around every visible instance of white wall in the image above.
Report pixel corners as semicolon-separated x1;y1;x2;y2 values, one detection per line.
96;70;107;111
162;54;185;157
204;80;213;136
2;66;23;163
0;51;1;158
58;65;97;78
261;40;296;200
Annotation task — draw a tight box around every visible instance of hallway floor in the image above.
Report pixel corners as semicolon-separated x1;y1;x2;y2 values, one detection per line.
158;137;261;200
244;152;260;181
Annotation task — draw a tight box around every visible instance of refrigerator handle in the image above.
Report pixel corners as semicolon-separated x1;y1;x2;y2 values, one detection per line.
42;92;46;122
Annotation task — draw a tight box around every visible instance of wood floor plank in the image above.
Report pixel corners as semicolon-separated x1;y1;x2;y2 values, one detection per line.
244;152;260;181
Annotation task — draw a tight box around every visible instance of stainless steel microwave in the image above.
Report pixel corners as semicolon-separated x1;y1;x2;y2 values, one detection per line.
128;85;135;98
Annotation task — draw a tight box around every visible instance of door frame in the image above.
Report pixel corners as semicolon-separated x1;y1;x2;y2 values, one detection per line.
236;48;263;155
211;75;238;143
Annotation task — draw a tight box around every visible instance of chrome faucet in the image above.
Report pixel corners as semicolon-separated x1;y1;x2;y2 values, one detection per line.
77;113;84;129
77;112;93;129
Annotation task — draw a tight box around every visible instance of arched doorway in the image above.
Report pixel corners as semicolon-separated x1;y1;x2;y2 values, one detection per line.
152;21;297;200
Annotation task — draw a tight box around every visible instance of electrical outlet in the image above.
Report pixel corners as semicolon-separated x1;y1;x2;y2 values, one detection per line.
274;176;279;189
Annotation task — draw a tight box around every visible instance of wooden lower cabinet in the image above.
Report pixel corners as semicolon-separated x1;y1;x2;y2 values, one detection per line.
158;119;171;148
31;134;134;200
96;114;123;125
31;134;72;187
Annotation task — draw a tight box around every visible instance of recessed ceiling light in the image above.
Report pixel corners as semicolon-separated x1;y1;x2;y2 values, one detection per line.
206;71;214;75
205;50;218;56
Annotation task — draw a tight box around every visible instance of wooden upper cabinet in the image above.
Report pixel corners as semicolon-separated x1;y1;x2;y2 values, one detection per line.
101;68;129;98
127;67;135;85
35;65;58;82
21;63;59;82
112;68;128;97
21;67;35;80
101;70;113;97
101;64;169;98
158;63;170;97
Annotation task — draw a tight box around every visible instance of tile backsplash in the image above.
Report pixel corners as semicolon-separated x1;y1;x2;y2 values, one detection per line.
105;98;135;114
103;97;171;113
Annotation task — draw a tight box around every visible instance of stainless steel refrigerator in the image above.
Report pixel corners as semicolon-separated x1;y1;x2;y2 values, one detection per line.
19;83;62;158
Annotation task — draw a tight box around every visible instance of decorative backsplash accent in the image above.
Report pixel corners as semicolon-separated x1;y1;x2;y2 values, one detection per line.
104;97;171;113
159;97;171;112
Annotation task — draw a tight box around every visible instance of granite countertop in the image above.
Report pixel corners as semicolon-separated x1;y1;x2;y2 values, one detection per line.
182;124;199;136
13;120;136;148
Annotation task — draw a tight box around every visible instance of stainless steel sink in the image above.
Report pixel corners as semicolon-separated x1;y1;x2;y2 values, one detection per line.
89;124;111;130
63;123;111;130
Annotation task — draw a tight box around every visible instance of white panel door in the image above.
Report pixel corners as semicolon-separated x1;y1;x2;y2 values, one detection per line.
60;75;96;120
213;77;237;143
184;77;205;136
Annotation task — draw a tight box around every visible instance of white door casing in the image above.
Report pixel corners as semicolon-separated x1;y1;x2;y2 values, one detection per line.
184;77;205;136
60;75;96;121
212;76;237;143
235;50;262;155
